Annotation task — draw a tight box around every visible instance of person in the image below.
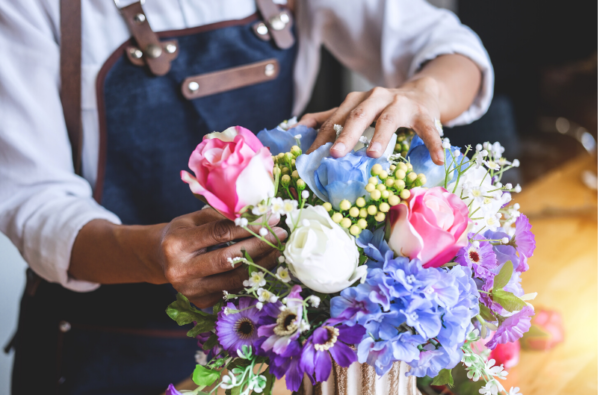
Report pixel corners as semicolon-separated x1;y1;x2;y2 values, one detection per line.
0;0;492;393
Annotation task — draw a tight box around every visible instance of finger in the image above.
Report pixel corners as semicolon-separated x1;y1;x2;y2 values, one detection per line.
297;108;338;129
189;292;224;309
366;102;403;158
191;226;287;277
307;91;368;154
194;249;280;295
413;115;444;165
332;91;392;158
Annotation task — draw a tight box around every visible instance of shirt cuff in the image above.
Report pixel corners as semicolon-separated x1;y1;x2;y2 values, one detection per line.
22;197;121;292
408;38;495;128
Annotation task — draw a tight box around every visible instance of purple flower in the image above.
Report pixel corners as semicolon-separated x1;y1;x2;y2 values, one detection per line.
165;384;183;395
485;230;519;266
514;215;535;272
486;305;535;349
301;323;365;383
456;234;498;278
268;340;305;392
258;285;304;355
216;298;262;354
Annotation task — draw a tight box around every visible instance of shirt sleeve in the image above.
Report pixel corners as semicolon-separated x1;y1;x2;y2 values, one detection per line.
310;0;494;127
0;1;120;292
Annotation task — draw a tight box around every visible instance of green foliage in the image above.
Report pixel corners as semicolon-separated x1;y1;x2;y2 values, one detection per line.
263;372;276;395
493;261;513;290
491;289;527;312
192;364;221;387
202;333;220;352
478;303;496;322
166;293;216;337
431;368;454;387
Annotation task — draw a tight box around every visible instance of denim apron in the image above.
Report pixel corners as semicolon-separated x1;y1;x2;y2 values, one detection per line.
11;2;296;394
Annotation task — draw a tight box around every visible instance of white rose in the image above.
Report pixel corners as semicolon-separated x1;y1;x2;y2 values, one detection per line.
283;206;366;293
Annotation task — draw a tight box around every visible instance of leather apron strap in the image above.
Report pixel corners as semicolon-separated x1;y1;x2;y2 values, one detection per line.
59;0;83;176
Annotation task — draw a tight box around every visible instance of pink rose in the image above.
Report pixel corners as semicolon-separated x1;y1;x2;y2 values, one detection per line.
181;126;274;220
386;187;470;268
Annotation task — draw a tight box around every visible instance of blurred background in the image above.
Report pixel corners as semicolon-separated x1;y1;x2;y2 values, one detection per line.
0;1;597;394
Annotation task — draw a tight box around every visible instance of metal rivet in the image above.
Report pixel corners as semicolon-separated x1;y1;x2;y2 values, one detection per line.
265;63;275;76
188;81;200;92
145;44;162;59
59;321;71;333
280;12;290;24
269;14;287;31
133;13;146;23
165;43;177;54
130;48;143;59
256;23;269;36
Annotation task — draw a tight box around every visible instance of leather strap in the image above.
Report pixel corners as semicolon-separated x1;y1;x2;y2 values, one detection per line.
181;59;280;100
118;2;172;76
60;0;83;175
255;0;295;49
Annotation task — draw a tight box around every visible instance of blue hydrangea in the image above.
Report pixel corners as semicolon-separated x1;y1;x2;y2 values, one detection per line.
331;231;480;377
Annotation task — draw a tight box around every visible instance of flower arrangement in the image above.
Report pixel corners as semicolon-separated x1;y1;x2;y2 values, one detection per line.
168;119;537;395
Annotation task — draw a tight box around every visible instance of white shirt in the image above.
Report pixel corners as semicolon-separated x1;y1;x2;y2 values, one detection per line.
0;0;493;292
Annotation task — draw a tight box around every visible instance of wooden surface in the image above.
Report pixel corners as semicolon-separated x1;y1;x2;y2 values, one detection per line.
502;154;598;394
165;155;599;395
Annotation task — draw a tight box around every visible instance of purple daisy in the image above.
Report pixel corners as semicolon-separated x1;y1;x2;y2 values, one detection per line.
486;305;535;349
216;298;262;354
456;234;498;277
257;285;304;355
300;323;365;383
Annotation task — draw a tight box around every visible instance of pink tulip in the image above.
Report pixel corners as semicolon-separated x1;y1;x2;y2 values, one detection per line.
386;187;471;268
181;126;274;220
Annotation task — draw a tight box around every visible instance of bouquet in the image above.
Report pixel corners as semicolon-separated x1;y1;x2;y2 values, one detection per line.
166;119;537;395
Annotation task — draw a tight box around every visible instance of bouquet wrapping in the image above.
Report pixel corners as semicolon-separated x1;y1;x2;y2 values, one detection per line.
167;120;537;395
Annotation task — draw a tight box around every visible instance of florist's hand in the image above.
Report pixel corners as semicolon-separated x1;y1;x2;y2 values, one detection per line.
157;208;287;308
299;77;445;165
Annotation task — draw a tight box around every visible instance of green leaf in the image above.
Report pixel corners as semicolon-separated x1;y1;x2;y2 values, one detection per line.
186;319;216;338
431;369;454;387
202;333;220;352
263;372;276;395
165;293;208;326
492;289;527;312
479;303;496;322
192;364;221;387
225;384;242;395
493;261;514;291
213;300;224;315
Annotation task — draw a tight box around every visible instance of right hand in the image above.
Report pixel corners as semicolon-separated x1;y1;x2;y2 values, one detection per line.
155;208;287;308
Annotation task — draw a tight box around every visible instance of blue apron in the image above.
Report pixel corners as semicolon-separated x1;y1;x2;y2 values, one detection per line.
11;3;296;394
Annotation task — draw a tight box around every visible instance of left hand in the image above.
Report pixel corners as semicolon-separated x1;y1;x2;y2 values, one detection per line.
298;77;445;165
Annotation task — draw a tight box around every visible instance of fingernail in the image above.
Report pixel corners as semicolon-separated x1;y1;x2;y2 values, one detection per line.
267;215;280;226
368;142;382;154
331;143;346;153
274;227;288;239
435;150;444;164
